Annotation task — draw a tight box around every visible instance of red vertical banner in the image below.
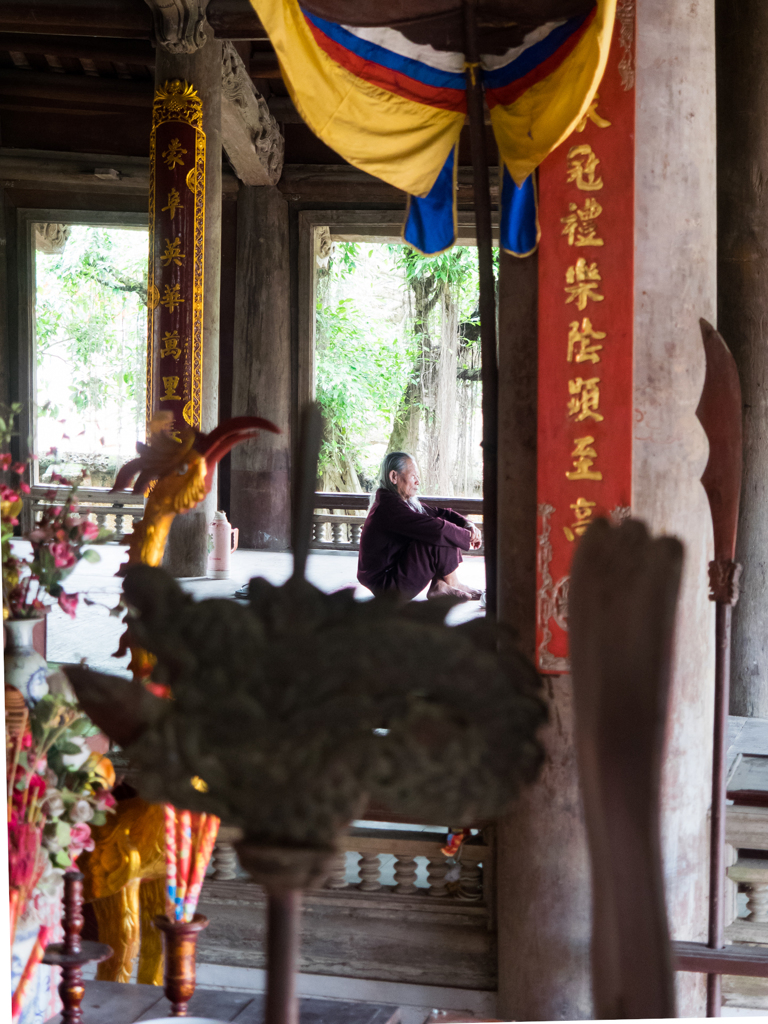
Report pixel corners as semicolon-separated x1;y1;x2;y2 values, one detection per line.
147;80;206;441
536;10;635;673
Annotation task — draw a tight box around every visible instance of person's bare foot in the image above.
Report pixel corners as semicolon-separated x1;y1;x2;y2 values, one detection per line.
427;579;468;600
442;571;482;601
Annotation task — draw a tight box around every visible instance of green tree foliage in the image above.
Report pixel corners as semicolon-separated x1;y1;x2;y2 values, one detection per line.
35;226;148;469
314;241;488;495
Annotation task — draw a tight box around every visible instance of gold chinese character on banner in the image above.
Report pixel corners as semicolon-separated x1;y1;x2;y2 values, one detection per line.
566;436;603;481
566;144;603;191
160;237;186;268
563;497;597;542
575;94;612;133
162;188;182;220
160;330;182;360
561;198;604;247
160;283;184;312
162;138;187;170
567;318;605;364
565;258;604;310
568;377;604;422
161;376;182;401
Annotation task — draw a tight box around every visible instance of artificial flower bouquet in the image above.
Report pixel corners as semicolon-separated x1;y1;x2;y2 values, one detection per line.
1;404;111;622
7;692;116;1022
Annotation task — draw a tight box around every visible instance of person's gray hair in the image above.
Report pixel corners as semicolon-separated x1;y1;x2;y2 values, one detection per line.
373;451;422;511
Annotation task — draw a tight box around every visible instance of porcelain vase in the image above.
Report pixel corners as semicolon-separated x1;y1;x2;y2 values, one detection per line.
4;619;49;705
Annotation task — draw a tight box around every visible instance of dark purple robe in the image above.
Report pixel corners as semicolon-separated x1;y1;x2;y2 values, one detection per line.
357;488;472;597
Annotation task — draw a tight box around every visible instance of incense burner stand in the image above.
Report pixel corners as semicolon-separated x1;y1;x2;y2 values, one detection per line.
42;870;112;1024
153;913;209;1016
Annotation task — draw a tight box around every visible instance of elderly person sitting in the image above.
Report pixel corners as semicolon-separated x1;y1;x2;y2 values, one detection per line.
357;452;482;600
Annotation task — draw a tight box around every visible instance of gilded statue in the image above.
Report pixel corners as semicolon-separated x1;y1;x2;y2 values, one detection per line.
79;413;278;984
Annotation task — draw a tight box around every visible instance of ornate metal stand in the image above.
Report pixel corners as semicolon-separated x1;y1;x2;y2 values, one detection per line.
42;870;112;1024
153;913;209;1017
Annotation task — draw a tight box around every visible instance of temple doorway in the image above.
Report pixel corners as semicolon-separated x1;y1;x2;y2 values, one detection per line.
32;222;148;489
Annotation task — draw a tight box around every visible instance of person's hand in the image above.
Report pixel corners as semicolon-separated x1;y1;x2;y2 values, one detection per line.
469;525;482;549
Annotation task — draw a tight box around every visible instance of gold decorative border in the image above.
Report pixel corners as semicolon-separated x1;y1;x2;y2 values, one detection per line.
188;124;205;430
537;503;633;673
153;80;203;130
616;0;635;92
146;80;205;437
146;123;157;437
537;503;571;673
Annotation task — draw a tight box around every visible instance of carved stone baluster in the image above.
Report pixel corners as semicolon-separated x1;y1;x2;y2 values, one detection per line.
357;854;382;892
352;524;363;548
212;839;238;881
724;842;738;927
427;857;449;897
113;512;125;543
393;855;418;896
332;522;345;546
746;883;768;923
324;852;348;890
96;513;107;534
457;860;483;902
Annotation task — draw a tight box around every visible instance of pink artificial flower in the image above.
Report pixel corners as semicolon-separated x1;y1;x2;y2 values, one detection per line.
11;462;26;475
20;733;32;751
50;542;76;569
0;485;19;504
94;791;116;812
68;822;95;861
58;591;78;619
79;521;99;541
19;482;30;495
0;453;11;470
51;506;63;517
27;774;46;800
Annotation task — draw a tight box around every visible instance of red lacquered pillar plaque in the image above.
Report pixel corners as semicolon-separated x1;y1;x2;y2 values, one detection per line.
147;79;205;441
536;12;635;672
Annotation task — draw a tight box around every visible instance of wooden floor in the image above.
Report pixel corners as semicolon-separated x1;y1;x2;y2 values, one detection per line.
48;980;400;1024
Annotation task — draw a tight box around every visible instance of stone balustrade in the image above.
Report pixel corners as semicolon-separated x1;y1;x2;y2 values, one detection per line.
311;492;484;553
26;485;144;542
211;824;491;905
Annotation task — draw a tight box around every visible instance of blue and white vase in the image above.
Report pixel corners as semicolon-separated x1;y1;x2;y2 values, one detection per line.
4;619;49;705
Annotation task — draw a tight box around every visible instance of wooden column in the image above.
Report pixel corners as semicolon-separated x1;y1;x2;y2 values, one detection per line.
716;1;768;718
229;185;291;550
496;250;593;1021
633;0;716;1013
153;24;222;577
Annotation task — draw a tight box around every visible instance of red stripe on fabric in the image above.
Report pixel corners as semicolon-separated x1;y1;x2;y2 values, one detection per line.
306;18;467;113
485;8;596;110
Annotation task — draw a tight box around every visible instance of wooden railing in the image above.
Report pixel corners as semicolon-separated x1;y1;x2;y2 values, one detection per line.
26;485;144;543
311;492;484;553
212;823;490;904
202;820;496;990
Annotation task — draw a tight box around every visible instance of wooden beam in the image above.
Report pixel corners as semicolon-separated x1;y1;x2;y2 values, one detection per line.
0;149;240;197
221;41;283;187
0;69;152;108
0;0;152;38
0;33;155;64
207;0;268;39
0;0;266;40
674;940;768;978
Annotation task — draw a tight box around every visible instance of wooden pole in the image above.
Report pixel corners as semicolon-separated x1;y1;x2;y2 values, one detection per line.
695;319;743;1016
265;891;301;1024
463;0;498;617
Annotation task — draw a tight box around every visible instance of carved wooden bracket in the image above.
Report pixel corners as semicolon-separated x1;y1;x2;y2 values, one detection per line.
221;41;284;187
144;0;210;55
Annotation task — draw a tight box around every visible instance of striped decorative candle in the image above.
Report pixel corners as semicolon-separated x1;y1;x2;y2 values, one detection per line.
163;804;177;919
11;925;50;1021
182;815;220;923
175;810;193;922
